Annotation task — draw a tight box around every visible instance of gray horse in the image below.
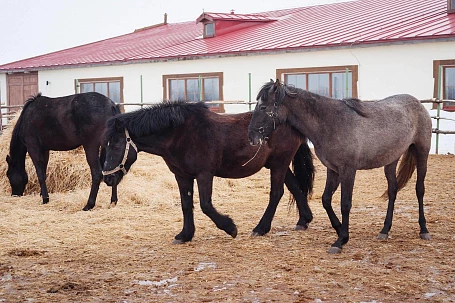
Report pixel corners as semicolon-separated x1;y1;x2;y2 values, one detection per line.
248;79;432;254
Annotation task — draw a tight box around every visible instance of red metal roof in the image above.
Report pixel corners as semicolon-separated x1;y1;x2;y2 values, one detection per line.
1;0;455;72
196;12;274;23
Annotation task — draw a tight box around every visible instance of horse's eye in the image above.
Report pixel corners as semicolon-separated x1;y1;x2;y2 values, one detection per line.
260;106;266;110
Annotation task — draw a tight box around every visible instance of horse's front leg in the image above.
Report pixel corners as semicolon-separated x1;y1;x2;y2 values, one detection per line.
109;183;118;208
28;149;50;204
82;144;102;211
322;168;341;235
196;173;237;239
173;175;195;244
284;168;313;231
252;167;286;236
328;168;356;254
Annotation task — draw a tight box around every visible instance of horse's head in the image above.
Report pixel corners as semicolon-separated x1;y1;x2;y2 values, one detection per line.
5;155;28;196
102;117;138;187
248;79;290;146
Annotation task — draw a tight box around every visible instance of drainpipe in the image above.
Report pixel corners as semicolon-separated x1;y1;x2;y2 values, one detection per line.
436;65;442;154
249;73;252;111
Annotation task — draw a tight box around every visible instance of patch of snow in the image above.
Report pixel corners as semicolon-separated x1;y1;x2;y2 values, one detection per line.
194;262;216;272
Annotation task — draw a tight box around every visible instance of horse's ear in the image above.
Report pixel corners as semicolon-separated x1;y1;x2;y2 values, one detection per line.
6;155;11;165
273;79;281;91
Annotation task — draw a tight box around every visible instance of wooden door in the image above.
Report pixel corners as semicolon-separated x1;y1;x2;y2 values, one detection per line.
7;72;38;110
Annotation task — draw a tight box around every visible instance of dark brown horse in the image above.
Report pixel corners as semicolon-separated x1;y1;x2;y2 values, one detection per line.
248;80;432;253
102;101;314;243
6;92;120;210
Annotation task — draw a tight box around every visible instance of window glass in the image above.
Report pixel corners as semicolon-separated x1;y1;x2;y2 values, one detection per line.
286;74;306;89
452;0;455;8
108;82;121;103
332;72;352;99
94;82;108;96
186;79;200;102
308;73;329;97
203;78;219;101
169;79;185;101
445;67;455;100
80;83;93;93
205;23;214;37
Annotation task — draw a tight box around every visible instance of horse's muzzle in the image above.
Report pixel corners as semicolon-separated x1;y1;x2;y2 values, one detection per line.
248;131;263;146
103;173;121;187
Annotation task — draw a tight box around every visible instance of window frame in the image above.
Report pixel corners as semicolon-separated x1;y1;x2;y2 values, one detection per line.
433;59;455;111
276;65;358;99
162;72;224;113
204;22;215;38
75;77;124;110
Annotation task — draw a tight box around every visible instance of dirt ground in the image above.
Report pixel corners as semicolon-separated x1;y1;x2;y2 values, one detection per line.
0;152;454;302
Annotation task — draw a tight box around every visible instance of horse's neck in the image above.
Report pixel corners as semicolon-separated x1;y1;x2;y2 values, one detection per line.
285;94;328;144
134;133;172;158
9;138;27;167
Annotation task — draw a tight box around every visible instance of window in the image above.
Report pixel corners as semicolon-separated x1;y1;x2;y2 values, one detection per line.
449;0;455;13
204;23;215;38
433;60;455;111
278;65;357;99
163;72;224;112
76;77;123;107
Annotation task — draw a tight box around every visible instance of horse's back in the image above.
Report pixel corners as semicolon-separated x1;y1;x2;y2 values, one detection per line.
19;92;118;150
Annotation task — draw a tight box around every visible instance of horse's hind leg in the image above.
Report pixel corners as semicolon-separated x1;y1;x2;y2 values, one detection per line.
28;149;50;204
82;144;102;211
415;149;430;240
173;175;196;244
283;168;313;231
378;160;399;240
196;173;237;239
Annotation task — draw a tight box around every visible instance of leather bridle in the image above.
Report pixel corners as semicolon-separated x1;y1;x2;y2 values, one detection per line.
102;129;138;176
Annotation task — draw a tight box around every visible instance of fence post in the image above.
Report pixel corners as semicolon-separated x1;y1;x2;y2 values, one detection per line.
436;66;442;154
249;73;252;111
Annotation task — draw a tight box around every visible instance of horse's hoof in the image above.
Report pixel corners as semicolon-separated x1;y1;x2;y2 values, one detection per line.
43;197;49;204
109;202;117;209
328;246;342;254
251;231;263;237
294;224;308;231
172;239;187;244
420;233;431;240
377;233;389;240
230;227;238;239
82;206;93;211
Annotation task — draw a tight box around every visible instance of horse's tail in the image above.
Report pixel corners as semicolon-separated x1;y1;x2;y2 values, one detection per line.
289;141;315;205
381;146;416;199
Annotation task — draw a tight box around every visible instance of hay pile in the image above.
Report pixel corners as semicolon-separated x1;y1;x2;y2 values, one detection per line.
0;112;92;195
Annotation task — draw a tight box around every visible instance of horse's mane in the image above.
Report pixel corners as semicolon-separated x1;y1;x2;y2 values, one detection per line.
9;93;43;156
104;101;209;142
258;81;368;117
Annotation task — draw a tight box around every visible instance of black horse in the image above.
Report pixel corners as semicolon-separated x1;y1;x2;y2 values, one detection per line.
248;79;432;253
6;92;121;211
102;101;314;243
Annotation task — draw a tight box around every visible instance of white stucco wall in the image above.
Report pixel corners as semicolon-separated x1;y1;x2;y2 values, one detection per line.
1;40;455;153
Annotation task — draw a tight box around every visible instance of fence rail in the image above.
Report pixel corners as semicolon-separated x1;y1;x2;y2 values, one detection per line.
1;99;454;150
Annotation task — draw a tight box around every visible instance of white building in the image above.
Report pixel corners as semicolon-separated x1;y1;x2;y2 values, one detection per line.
1;0;455;153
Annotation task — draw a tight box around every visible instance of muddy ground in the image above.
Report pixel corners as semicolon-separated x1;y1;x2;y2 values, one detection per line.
0;153;454;302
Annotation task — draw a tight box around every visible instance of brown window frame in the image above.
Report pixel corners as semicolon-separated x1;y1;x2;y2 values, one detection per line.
277;65;358;99
162;72;224;113
433;60;455;111
75;77;124;111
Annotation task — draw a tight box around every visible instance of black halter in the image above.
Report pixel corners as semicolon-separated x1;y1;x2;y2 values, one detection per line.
251;101;279;139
